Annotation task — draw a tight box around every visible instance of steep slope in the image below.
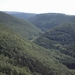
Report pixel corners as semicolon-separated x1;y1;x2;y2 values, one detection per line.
5;11;37;20
0;11;42;40
0;24;75;75
29;13;75;31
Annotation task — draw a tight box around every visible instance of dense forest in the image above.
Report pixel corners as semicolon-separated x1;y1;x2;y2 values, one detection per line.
34;22;75;69
34;22;75;57
0;11;75;75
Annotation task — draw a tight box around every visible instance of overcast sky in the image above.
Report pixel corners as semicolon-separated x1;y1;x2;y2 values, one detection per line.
0;0;75;15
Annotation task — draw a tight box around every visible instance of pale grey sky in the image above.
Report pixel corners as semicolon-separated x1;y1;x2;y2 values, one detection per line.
0;0;75;15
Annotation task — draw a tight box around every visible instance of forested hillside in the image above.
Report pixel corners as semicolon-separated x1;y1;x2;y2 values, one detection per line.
29;13;75;31
34;22;75;58
0;11;42;40
0;23;75;75
34;21;75;70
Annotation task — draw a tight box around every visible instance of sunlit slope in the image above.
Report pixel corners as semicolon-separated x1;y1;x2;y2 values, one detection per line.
0;11;42;40
0;24;75;75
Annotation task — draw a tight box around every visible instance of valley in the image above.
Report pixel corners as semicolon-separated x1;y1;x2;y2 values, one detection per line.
0;11;75;75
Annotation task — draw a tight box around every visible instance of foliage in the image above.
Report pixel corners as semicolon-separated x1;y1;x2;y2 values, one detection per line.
0;23;75;75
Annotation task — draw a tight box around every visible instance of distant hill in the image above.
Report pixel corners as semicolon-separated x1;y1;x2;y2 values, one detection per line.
1;23;75;75
5;11;37;20
34;22;75;58
28;13;75;31
0;11;42;40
